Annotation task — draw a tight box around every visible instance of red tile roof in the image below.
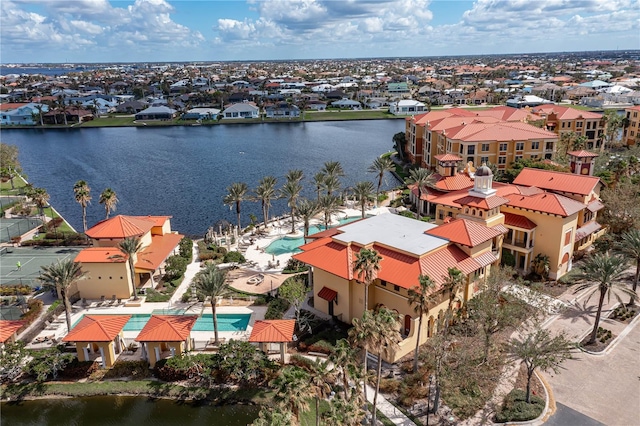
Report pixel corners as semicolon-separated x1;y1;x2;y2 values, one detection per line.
74;247;128;263
136;233;184;271
317;287;338;301
63;315;131;342
567;150;599;158
441;121;557;142
531;105;602;120
135;315;197;342
505;192;585;217
575;221;602;241
373;244;421;288
0;320;24;343
433;173;475;191
293;238;351;280
434;154;463;162
426;219;503;247
453;194;510;209
85;215;157;239
306;228;342;240
513;168;600;196
0;103;28;111
249;320;296;343
503;212;537;230
419;245;475;288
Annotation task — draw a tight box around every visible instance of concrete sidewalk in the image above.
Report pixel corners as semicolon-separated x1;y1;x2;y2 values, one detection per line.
168;242;200;305
365;383;417;426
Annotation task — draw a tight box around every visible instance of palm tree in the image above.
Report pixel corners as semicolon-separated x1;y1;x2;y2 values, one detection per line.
31;187;50;219
318;195;342;230
368;156;395;207
308;358;332;426
407;274;436;372
39;259;86;332
352;181;374;219
406;168;435;220
117;236;144;300
313;172;326;201
324;174;341;197
353;247;383;313
73;180;91;232
616;229;640;305
296;199;319;239
194;264;229;345
573;253;634;344
223;182;249;230
322;160;345;179
285;169;304;183
443;267;465;314
254;176;278;229
98;187;119;220
280;180;302;234
35;104;45;126
349;308;401;426
270;366;311;424
330;338;358;400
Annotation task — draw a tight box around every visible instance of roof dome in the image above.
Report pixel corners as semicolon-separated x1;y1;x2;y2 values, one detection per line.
475;164;493;177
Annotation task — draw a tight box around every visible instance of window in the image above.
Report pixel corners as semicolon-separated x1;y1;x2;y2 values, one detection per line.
564;229;572;245
545;153;552;159
546;142;554;151
467;145;475;155
531;141;539;150
438;210;444;220
394;285;400;292
481;143;490;152
576;121;583;128
481;156;489;165
380;280;387;287
499;143;508;152
467;156;474;164
515;142;524;151
531;154;539;159
515;155;523;161
498;156;506;165
562;122;566;128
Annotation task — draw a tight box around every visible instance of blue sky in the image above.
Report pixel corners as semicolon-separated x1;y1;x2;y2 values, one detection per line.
1;0;639;64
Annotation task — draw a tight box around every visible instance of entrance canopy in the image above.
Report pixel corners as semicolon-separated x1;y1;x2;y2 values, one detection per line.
318;287;338;302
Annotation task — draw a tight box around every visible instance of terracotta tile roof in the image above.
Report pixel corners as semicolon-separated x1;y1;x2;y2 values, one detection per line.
575;221;602;240
472;251;498;268
306;228;342;240
442;121;557;142
513;168;601;196
136;233;184;271
412;108;476;126
433;173;474;191
0;320;24;343
147;216;171;227
63;315;131;342
531;105;602;120
434;154;463;162
567;150;599;158
491;224;509;234
293;239;350;280
249;320;296;343
85;215;156;239
473;106;542;122
453;194;510;209
505;192;585;217
135;315;197;342
426;219;503;247
587;200;604;212
373;244;421;289
74;247;128;263
503;212;537;230
317;287;338;301
419;245;475;287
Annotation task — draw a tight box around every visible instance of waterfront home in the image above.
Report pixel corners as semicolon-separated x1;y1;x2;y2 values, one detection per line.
42;106;93;124
73;215;183;300
294;212;500;362
264;102;300;119
62;315;130;368
331;98;362;110
249;319;296;363
135;315;198;367
115;100;148;114
182;107;221;120
389;99;426;116
0;103;48;125
222;103;260;119
135;105;177;120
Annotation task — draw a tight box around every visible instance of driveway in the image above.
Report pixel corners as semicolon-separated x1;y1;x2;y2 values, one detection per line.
542;321;640;426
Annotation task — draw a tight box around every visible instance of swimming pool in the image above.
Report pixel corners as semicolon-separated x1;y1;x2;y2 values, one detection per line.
265;216;364;255
73;313;251;332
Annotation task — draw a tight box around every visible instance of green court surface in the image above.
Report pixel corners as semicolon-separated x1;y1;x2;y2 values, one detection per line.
0;246;81;287
0;217;43;243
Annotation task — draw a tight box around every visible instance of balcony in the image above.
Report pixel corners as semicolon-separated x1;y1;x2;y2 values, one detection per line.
504;239;534;251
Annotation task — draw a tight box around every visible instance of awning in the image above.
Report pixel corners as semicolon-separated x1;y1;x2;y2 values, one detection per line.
491;224;509;234
317;287;338;302
587;200;604;213
575;221;602;241
473;251;498;268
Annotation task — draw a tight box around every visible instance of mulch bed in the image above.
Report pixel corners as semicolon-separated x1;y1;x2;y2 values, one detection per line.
579;332;615;353
513;362;545;399
608;304;639;324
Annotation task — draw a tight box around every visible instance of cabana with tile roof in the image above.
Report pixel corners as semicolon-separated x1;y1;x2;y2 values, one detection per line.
0;320;25;348
135;315;197;367
62;315;130;367
248;319;296;363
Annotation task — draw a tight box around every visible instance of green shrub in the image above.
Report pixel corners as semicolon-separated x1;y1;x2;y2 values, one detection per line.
495;389;544;423
264;298;290;320
399;210;415;219
501;250;516;267
283;258;307;274
165;255;188;280
223;251;245;264
60;360;99;380
179;237;193;261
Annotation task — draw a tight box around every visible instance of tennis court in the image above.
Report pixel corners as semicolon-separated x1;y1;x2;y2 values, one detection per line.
0;246;81;287
0;217;43;243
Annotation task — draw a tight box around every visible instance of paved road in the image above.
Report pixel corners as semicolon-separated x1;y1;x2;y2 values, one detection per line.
545;403;605;426
542;320;640;426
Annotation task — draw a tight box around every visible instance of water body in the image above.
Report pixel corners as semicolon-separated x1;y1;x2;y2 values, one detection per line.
0;396;260;425
2;121;404;237
0;67;95;76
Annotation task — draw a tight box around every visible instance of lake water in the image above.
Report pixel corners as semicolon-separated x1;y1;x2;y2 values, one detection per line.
0;396;260;425
2;121;404;237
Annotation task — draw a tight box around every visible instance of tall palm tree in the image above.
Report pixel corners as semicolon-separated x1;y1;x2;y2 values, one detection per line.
352;181;374;219
322;161;345;179
616;229;640;305
308;358;332;426
31;187;50;219
573;253;634;344
98;187;119;220
349;308;401;426
254;176;278;229
324;174;341;197
318;195;342;230
73;180;91;232
367;156;395;207
35;104;45;126
407;274;436;372
280;180;302;234
118;236;144;300
223;182;249;230
330;338;358;400
39;259;86;332
285;169;304;183
313;172;326;201
406;168;435;220
194;264;229;345
270;366;311;424
443;267;465;314
296;199;319;239
353;247;383;313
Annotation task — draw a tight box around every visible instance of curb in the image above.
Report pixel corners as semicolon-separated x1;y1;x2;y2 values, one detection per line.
577;305;640;356
493;371;551;426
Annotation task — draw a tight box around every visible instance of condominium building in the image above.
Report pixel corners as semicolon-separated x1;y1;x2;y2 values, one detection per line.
623;105;640;147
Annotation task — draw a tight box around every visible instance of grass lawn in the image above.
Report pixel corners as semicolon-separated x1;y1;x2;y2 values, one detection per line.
1;175;29;195
304;110;401;121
